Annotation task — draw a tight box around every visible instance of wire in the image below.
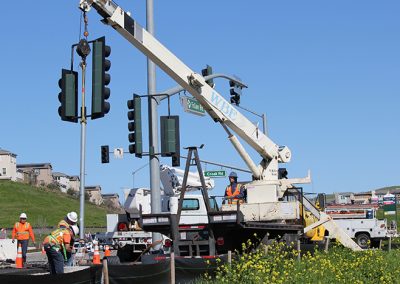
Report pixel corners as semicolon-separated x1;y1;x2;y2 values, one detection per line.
78;11;83;42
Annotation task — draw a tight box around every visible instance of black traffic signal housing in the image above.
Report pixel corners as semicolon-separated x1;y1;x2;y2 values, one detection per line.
278;168;288;179
160;115;180;167
58;69;78;123
201;65;214;88
127;95;143;157
171;153;180;167
92;36;111;119
229;80;242;106
101;145;109;164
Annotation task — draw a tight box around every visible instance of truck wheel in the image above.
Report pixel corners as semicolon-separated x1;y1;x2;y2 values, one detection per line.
356;233;370;249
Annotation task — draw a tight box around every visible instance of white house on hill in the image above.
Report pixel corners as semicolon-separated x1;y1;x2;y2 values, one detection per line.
0;149;17;181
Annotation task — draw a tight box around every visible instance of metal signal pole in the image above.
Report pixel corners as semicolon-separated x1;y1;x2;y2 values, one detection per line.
146;0;162;250
79;59;87;240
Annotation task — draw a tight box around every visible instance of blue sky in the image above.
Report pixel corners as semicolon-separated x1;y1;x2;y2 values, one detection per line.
1;0;399;201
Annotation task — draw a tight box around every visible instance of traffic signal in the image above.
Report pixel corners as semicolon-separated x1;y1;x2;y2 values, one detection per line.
278;168;288;179
160;116;180;167
127;94;143;157
201;65;214;88
229;80;242;106
91;36;111;119
58;69;78;123
171;153;180;167
101;145;109;164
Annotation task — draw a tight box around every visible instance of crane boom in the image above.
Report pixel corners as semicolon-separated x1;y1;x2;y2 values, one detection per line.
79;1;291;180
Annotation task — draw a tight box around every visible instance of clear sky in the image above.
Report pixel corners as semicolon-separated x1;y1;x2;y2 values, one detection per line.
1;0;399;201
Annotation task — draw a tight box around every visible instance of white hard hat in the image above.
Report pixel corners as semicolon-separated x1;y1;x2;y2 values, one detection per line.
19;213;27;219
67;211;78;223
70;225;79;236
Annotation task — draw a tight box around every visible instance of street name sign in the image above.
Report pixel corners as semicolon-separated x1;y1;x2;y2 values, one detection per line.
181;97;206;116
204;170;226;177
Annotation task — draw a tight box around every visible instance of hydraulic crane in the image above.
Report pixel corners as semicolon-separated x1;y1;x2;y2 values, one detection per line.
78;0;361;252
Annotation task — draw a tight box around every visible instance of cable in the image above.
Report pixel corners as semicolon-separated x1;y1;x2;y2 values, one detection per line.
78;11;83;42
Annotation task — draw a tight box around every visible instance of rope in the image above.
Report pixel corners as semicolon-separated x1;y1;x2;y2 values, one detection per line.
83;12;89;39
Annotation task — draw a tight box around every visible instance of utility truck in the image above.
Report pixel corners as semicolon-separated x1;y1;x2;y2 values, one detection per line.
325;205;392;248
96;165;216;261
80;0;363;256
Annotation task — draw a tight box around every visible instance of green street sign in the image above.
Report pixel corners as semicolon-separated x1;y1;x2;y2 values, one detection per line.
204;170;226;177
182;97;206;116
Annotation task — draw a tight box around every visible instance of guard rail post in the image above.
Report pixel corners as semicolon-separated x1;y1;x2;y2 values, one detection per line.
170;252;175;284
102;257;109;284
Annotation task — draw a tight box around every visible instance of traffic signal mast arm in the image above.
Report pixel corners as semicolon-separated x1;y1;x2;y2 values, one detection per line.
79;0;291;180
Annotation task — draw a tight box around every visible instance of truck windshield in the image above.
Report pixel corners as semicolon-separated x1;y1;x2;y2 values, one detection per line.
209;198;219;211
182;199;200;210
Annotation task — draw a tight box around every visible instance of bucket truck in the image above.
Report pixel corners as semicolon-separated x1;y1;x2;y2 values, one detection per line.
97;165;217;261
80;0;362;254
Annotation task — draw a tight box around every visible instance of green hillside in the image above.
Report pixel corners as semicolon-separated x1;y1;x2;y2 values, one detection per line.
324;186;400;203
374;186;400;194
0;180;108;229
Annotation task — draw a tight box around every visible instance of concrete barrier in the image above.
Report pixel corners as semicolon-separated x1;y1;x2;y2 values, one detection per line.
0;239;17;261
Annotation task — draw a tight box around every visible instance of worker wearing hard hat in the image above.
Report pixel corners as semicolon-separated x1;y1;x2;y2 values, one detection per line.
224;172;246;205
57;212;79;266
43;225;79;274
11;213;36;264
58;211;78;229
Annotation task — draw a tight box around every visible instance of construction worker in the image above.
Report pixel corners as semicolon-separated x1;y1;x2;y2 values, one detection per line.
65;225;79;267
224;172;246;204
43;225;79;274
11;213;36;264
57;212;78;267
58;211;78;229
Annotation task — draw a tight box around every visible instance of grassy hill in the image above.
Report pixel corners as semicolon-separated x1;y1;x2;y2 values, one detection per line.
374;186;400;194
0;180;109;229
324;186;400;203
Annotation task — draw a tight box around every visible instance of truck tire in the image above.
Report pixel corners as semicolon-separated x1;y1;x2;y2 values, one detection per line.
356;233;370;249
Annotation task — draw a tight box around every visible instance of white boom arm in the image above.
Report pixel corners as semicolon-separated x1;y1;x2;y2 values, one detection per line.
79;0;290;180
160;164;215;196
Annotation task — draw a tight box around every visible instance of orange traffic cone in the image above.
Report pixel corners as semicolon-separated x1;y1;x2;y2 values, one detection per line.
92;244;101;264
104;245;111;257
15;244;23;269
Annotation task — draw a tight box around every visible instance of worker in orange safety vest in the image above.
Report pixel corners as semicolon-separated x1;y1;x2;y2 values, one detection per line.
57;211;78;267
224;172;246;205
43;225;79;274
12;213;36;264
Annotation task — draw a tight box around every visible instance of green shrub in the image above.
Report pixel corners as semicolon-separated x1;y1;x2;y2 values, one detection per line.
200;240;400;284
